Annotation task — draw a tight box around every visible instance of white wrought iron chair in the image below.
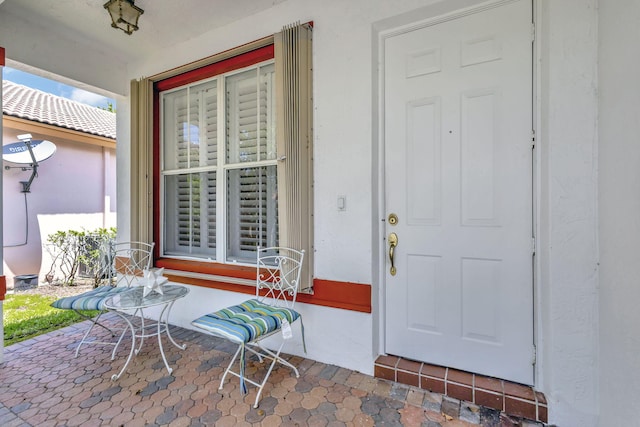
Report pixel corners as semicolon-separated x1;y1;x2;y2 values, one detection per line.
191;247;306;408
51;241;155;357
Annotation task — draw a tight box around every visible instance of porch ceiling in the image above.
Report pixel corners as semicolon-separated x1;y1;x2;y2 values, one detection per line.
0;0;277;70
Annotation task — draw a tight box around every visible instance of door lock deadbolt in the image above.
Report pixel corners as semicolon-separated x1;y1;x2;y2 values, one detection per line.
388;213;398;225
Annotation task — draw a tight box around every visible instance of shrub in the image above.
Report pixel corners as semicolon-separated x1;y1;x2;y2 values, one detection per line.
45;227;117;287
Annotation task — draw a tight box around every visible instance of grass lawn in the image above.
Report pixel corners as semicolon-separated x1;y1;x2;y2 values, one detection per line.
3;293;98;346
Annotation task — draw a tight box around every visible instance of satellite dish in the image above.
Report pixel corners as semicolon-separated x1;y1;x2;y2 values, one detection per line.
2;140;57;164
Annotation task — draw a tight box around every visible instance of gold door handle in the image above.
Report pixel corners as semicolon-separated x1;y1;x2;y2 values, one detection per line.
388;232;398;276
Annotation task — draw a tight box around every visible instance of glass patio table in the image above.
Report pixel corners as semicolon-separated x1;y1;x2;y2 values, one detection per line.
103;284;189;380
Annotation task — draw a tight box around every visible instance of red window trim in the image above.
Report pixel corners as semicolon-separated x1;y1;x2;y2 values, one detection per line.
155;45;274;92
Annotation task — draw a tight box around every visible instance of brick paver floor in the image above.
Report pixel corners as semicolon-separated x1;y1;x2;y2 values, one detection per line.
0;314;522;426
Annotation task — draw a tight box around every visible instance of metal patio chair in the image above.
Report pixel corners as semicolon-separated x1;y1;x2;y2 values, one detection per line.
191;247;306;408
51;241;155;357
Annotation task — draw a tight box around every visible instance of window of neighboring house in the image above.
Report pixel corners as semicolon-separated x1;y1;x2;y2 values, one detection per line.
160;56;277;265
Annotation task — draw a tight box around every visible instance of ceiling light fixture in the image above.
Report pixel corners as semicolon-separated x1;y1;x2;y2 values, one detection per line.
103;0;144;35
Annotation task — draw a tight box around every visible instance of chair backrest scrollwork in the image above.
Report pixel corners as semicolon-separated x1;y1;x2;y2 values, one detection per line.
256;247;305;309
103;241;155;287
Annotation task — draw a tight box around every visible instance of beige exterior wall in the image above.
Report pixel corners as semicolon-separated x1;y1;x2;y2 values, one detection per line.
2;117;116;288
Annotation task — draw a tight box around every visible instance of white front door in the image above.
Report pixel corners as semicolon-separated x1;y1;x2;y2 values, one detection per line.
383;0;534;384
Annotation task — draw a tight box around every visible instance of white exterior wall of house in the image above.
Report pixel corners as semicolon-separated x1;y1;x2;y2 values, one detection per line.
598;1;640;425
5;0;640;425
2;128;116;287
536;2;599;425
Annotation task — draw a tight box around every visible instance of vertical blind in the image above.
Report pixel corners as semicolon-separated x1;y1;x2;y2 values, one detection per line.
275;22;314;292
130;78;153;245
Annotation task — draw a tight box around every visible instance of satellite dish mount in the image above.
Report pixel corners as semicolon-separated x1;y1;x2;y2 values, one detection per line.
18;134;37;193
3;134;56;193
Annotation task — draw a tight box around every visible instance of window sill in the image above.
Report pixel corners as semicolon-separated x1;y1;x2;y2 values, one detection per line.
157;257;256;280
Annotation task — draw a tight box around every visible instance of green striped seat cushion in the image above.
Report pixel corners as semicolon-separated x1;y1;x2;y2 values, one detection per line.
50;286;130;311
191;299;301;344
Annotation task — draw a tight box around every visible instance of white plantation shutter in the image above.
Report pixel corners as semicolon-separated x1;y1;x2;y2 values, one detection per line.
226;167;277;261
161;64;277;262
162;80;217;257
225;65;276;163
201;82;218;252
226;65;278;263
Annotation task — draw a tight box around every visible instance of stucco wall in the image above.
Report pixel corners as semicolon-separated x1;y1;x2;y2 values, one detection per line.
0;8;128;96
598;1;640;425
156;284;374;374
537;2;599;425
2;129;116;287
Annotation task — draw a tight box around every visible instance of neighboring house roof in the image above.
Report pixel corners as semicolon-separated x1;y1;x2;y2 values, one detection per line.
2;80;116;140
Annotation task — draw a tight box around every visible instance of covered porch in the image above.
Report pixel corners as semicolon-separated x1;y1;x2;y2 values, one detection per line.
2;0;640;425
0;313;492;427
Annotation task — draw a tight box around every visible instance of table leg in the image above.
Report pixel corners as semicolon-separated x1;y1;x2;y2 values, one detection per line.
156;300;187;375
135;308;145;355
164;300;187;351
109;310;136;381
110;324;129;361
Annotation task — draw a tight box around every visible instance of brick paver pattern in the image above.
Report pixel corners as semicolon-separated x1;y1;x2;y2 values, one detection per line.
0;313;519;426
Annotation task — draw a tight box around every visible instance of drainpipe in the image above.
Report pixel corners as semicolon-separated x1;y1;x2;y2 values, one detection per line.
1;46;6;364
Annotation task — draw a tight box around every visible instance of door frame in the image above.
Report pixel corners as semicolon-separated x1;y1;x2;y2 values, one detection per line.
372;0;542;386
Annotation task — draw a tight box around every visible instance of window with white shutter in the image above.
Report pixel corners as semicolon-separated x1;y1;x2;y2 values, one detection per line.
146;29;312;289
160;62;277;263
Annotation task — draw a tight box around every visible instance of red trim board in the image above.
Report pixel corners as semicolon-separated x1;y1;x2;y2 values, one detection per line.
155;45;274;91
160;258;371;314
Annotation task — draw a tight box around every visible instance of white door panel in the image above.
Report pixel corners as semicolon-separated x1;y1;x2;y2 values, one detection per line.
384;0;534;384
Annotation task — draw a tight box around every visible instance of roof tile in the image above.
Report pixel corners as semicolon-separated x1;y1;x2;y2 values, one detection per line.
2;80;116;140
